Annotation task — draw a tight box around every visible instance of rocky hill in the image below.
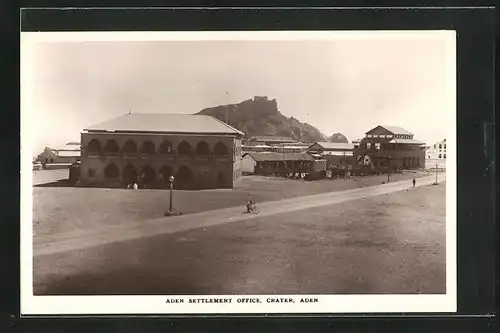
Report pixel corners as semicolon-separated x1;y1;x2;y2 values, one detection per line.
195;97;328;143
328;133;349;143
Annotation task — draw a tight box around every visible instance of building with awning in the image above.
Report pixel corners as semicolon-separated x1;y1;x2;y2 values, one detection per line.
49;142;81;165
353;125;426;170
241;152;316;175
307;142;355;168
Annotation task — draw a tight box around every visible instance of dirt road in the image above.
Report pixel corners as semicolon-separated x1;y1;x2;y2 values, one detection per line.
34;175;442;256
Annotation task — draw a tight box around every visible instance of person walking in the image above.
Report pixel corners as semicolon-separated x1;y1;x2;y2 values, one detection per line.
412;178;416;187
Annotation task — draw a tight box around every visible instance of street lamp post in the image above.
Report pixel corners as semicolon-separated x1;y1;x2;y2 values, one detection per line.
165;175;181;216
387;156;391;183
434;163;438;184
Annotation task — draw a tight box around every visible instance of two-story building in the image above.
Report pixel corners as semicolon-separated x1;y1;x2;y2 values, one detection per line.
80;113;244;190
353;125;426;170
426;139;447;159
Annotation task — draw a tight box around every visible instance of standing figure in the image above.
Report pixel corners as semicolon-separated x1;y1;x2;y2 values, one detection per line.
412;178;416;187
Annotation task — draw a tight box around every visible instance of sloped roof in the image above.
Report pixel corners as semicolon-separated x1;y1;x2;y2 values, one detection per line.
309;142;355;150
84;113;244;136
243;152;314;162
247;136;295;142
366;125;413;135
389;138;425;145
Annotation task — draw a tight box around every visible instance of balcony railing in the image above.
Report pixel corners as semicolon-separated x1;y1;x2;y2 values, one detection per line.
83;151;236;161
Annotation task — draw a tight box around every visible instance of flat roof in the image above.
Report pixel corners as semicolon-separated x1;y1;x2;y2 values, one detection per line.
84;113;244;136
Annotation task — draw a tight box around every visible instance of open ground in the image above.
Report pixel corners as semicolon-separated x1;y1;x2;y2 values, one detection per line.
33;170;435;235
32;170;446;295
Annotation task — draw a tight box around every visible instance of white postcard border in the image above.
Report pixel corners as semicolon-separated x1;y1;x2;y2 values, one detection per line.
20;30;457;315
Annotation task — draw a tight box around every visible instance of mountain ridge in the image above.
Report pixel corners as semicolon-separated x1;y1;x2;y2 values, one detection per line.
196;97;347;143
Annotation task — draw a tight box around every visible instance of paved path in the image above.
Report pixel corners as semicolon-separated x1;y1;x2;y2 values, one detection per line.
34;175;442;257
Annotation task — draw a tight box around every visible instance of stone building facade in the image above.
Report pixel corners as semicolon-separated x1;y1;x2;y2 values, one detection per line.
80;113;244;190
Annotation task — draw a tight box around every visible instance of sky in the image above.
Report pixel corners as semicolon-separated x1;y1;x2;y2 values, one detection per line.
22;32;454;155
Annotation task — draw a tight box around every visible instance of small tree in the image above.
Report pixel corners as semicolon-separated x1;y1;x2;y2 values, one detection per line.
36;147;57;166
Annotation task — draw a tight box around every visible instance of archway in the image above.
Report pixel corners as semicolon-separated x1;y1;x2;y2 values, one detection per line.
122;164;138;185
104;163;120;179
139;140;156;155
158;140;174;154
139;165;156;187
87;139;102;156
158;165;173;188
103;140;119;155
213;142;228;156
122;140;138;156
178;141;192;157
176;165;193;189
196;141;210;157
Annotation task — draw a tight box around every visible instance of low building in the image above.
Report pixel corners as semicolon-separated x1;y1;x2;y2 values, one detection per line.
242;152;315;176
80;113;244;190
307;142;355;169
51;142;81;164
242;141;310;154
353;125;426;170
244;136;297;146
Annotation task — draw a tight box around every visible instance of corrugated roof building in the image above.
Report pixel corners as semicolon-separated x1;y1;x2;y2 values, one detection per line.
242;152;317;175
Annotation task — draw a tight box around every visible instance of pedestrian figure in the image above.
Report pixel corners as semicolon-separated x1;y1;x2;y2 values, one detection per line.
412;178;416;187
133;182;138;190
246;200;252;214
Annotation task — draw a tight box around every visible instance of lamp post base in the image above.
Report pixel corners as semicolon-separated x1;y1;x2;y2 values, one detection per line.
165;210;182;217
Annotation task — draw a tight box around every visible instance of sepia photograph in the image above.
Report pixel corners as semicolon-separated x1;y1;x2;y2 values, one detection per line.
21;31;456;314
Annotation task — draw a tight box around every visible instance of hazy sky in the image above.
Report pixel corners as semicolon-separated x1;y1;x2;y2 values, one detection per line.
22;33;454;155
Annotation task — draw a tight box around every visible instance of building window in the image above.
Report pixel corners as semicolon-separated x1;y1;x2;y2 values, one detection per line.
214;142;229;156
139;140;156;155
374;143;381;150
103;140;120;155
196;141;210;157
87;139;102;156
122;140;138;155
366;143;371;149
444;144;447;149
159;140;173;154
439;154;442;159
178;141;193;157
439;144;442;149
104;163;120;179
444;154;446;159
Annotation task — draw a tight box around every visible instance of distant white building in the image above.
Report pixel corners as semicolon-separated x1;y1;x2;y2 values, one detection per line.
51;142;81;164
426;139;447;160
